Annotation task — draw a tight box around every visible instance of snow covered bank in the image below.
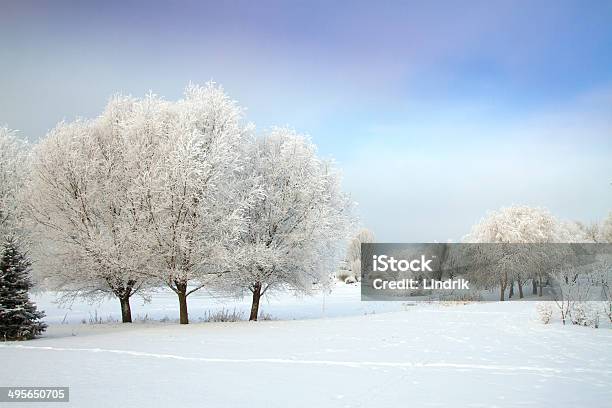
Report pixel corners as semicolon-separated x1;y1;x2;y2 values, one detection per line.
2;285;611;407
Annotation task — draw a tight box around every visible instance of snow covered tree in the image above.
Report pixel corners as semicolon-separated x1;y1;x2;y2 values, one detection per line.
0;237;46;340
26;98;157;323
601;213;612;243
464;205;568;300
0;126;29;239
344;229;375;281
27;84;256;324
128;83;258;324
227;128;354;320
571;221;602;243
567;213;612;244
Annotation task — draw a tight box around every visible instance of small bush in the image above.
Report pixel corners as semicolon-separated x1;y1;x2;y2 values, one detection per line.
604;301;612;324
536;302;553;324
571;302;600;328
439;291;483;303
336;269;352;282
258;311;274;321
84;311;118;325
134;314;150;323
201;308;245;322
344;276;357;284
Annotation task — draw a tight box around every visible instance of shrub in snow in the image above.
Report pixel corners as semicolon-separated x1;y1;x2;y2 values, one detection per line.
605;301;612;324
257;311;274;321
439;291;483;303
84;310;118;325
336;268;353;283
536;302;553;324
344;276;357;284
202;308;245;322
551;266;593;325
571;302;600;328
0;237;46;340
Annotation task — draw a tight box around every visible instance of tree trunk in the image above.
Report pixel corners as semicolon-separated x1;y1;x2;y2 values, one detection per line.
517;279;524;299
176;282;189;324
249;282;262;321
499;280;506;301
532;278;538;295
108;279;135;323
509;281;514;298
119;295;132;323
538;278;543;297
433;244;447;281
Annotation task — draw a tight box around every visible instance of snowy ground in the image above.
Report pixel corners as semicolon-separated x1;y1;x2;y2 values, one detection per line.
1;284;611;408
28;283;409;324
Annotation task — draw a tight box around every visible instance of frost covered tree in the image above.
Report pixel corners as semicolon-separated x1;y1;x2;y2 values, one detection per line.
0;237;46;340
464;205;568;300
572;221;602;243
0;127;29;239
571;213;612;243
27;83;257;325
228;128;354;321
344;229;375;281
124;83;257;324
26;99;157;323
600;213;612;243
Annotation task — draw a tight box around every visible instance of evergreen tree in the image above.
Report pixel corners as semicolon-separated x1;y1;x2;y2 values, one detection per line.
0;237;46;340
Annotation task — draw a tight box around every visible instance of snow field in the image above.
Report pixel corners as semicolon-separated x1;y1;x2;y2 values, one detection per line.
1;284;611;408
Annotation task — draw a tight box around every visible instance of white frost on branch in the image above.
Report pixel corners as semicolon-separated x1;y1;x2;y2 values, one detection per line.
225;128;354;316
0;126;29;239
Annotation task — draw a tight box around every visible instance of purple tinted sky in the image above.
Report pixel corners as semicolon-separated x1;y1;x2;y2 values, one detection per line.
1;0;612;240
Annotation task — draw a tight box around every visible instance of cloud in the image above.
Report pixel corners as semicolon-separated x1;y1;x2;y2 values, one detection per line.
341;85;612;241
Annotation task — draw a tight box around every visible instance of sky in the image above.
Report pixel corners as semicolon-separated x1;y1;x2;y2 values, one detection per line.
1;0;612;241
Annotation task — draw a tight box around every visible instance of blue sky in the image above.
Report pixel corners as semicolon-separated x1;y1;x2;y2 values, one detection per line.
2;0;611;241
